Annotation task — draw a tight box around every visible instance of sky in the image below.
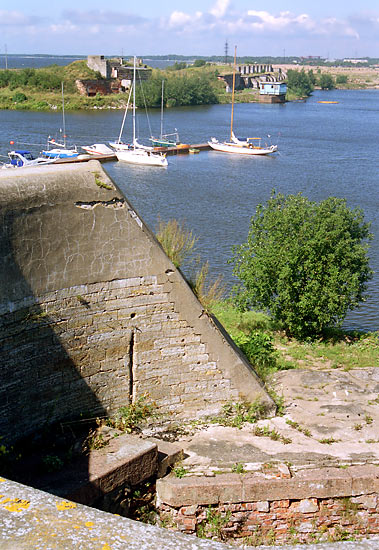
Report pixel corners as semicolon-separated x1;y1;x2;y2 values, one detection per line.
1;0;378;59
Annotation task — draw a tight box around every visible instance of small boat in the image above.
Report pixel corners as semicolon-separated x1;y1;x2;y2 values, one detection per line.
41;83;79;159
41;139;79;159
149;80;180;148
115;57;168;167
1;150;57;169
81;143;115;156
208;46;278;156
189;148;200;154
317;101;339;104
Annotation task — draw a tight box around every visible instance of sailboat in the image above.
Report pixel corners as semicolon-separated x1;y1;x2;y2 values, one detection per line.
109;85;133;152
208;47;277;156
115;57;168;167
41;83;79;159
149;81;180;148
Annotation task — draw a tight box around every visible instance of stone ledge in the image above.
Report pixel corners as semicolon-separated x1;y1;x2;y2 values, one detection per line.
39;433;158;506
157;465;379;507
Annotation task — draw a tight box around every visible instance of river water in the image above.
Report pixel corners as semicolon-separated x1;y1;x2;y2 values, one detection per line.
0;88;378;332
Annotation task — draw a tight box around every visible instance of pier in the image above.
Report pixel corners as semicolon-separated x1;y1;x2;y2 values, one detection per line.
53;143;211;164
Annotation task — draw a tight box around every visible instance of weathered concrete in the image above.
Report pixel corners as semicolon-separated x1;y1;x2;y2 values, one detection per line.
0;477;235;550
0;161;273;444
35;433;158;506
154;365;379;544
1;477;378;549
157;465;379;507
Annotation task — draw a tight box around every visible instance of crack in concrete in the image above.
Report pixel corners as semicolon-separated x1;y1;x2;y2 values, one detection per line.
75;199;125;209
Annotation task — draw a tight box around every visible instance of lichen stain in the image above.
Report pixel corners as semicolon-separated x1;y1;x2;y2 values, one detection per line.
56;500;77;511
0;497;31;512
0;477;5;482
85;521;94;528
102;544;112;550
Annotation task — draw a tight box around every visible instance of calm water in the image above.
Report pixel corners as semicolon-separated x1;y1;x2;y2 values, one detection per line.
0;89;378;332
1;54;175;70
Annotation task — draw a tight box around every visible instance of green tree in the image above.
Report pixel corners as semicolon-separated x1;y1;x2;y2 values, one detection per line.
336;74;348;84
193;59;206;67
286;69;314;97
231;192;373;339
318;73;335;89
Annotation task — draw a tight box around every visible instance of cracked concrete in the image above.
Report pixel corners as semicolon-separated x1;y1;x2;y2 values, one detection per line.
173;367;379;474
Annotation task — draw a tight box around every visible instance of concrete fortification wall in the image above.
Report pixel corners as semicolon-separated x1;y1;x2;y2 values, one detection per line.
0;161;273;443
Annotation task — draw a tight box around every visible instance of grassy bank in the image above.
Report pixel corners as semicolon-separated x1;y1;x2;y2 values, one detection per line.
1;60;378;112
211;300;379;374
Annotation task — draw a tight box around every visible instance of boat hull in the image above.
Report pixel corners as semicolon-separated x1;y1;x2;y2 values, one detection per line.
41;148;79;159
116;149;168;167
208;141;277;155
81;144;114;155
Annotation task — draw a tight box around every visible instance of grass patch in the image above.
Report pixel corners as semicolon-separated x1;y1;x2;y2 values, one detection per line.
209;301;379;373
210;399;268;429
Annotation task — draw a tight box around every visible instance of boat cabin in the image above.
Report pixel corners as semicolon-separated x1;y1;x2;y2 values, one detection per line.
8;150;35;167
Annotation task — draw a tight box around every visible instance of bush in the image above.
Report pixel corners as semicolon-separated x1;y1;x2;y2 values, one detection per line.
193;59;206;67
155;218;197;268
336;74;348;84
12;92;27;103
231;191;373;339
233;331;278;380
318;73;335;89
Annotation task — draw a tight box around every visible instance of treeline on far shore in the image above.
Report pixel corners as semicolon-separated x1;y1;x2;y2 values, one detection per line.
0;59;372;111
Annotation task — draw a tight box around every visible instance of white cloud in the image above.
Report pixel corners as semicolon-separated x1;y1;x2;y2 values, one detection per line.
209;0;230;18
168;11;194;28
0;5;377;56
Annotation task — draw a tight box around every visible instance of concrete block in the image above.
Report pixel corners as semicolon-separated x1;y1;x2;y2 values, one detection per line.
157;474;243;507
348;465;379;495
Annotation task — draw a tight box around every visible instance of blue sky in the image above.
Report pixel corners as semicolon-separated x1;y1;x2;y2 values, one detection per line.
1;0;378;58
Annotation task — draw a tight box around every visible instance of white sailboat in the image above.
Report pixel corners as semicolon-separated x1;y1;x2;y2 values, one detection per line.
149;80;180;148
41;83;79;159
208;47;277;156
115;57;168;167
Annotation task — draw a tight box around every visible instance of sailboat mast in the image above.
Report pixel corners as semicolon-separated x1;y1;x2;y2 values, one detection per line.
160;80;164;139
118;85;133;143
132;56;136;146
230;46;237;141
61;82;66;148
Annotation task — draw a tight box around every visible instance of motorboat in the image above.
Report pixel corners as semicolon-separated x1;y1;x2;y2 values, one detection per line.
81;143;115;156
2;150;57;169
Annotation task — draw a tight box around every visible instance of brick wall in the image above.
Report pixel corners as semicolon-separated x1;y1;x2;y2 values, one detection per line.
157;466;379;545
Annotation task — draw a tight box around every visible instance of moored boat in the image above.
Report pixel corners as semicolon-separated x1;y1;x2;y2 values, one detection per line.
1;150;57;169
115;57;168;167
208;46;278;156
81;143;115;156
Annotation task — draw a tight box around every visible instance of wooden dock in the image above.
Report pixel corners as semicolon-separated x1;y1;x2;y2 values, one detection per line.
53;143;211;165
